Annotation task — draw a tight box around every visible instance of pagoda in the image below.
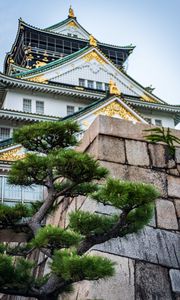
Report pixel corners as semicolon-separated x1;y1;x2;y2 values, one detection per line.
0;6;180;200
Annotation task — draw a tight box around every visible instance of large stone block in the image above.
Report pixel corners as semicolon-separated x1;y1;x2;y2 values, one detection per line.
156;199;178;230
60;252;135;300
100;161;167;196
175;147;180;164
148;143;167;168
174;199;180;218
136;262;172;300
169;269;180;294
97;135;126;163
125;140;150;166
93;226;180;268
168;176;180;198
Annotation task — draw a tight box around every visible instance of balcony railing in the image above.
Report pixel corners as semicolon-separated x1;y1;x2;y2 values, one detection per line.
0;175;45;206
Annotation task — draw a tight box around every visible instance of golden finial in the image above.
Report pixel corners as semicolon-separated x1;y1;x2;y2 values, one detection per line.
68;5;75;18
109;80;121;96
89;35;97;47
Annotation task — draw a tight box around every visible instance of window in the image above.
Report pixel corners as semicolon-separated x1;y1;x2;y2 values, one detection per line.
105;83;109;91
36;101;44;114
67;105;75;116
23;99;32;113
96;82;103;90
0;128;10;141
79;78;85;87
155;119;162;126
78;107;83;111
87;80;94;89
73;34;78;38
144;118;152;124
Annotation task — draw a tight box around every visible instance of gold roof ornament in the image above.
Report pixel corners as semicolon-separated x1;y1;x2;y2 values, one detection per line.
109;80;121;96
8;57;14;64
68;5;75;18
89;35;97;47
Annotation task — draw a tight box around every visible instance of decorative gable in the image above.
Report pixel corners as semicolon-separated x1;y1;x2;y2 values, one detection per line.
50;19;89;39
0;145;26;162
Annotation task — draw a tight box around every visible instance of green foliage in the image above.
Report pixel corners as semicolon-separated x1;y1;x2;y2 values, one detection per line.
31;225;82;250
92;178;160;210
144;127;180;156
126;203;154;233
54;181;99;197
13;121;80;153
52;149;108;183
0;203;32;225
8;154;49;186
0;254;35;289
0;243;6;254
69;211;118;236
51;249;115;281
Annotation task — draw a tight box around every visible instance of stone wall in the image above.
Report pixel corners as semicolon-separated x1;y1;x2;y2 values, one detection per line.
56;115;180;300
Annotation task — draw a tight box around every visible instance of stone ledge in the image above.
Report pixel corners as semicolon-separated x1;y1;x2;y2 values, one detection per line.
93;226;180;268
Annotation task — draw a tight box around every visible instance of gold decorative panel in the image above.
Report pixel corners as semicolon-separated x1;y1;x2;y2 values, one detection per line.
0;147;26;162
68;21;78;28
94;101;139;122
109;80;121;96
83;50;106;65
141;93;157;103
89;35;97;47
27;75;48;84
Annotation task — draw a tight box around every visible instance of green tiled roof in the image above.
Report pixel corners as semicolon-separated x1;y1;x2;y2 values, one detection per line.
62;94;144;122
13;46;89;78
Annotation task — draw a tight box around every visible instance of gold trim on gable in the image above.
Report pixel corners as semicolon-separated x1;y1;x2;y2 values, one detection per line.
27;75;48;84
94;101;139;122
0;147;26;162
83;50;106;65
68;21;78;28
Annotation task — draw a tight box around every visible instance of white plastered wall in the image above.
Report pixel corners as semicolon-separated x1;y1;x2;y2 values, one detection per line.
2;90;88;117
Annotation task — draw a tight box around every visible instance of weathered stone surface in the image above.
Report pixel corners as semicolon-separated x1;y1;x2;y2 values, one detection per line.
60;252;135;300
156;199;178;230
97;135;125;163
175;147;180;164
86;136;99;158
148;208;156;227
93;226;180;268
80;196;121;216
174;199;180;218
148;143;167;168
168;175;180;198
100;161;167;197
136;262;172;300
169;269;180;294
168;159;176;169
125;140;150;166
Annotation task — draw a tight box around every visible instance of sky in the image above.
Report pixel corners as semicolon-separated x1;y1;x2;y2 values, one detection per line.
0;0;179;105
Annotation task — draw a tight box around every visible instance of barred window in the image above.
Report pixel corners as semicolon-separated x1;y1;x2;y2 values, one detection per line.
0;128;10;141
155;119;162;126
36;101;44;114
23;99;32;113
67;105;75;116
105;83;109;91
87;80;94;89
96;82;103;90
79;78;85;87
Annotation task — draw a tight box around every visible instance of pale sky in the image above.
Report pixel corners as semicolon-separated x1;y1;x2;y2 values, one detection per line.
0;0;179;105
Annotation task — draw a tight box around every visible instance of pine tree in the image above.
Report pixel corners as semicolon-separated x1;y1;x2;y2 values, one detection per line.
0;121;160;300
